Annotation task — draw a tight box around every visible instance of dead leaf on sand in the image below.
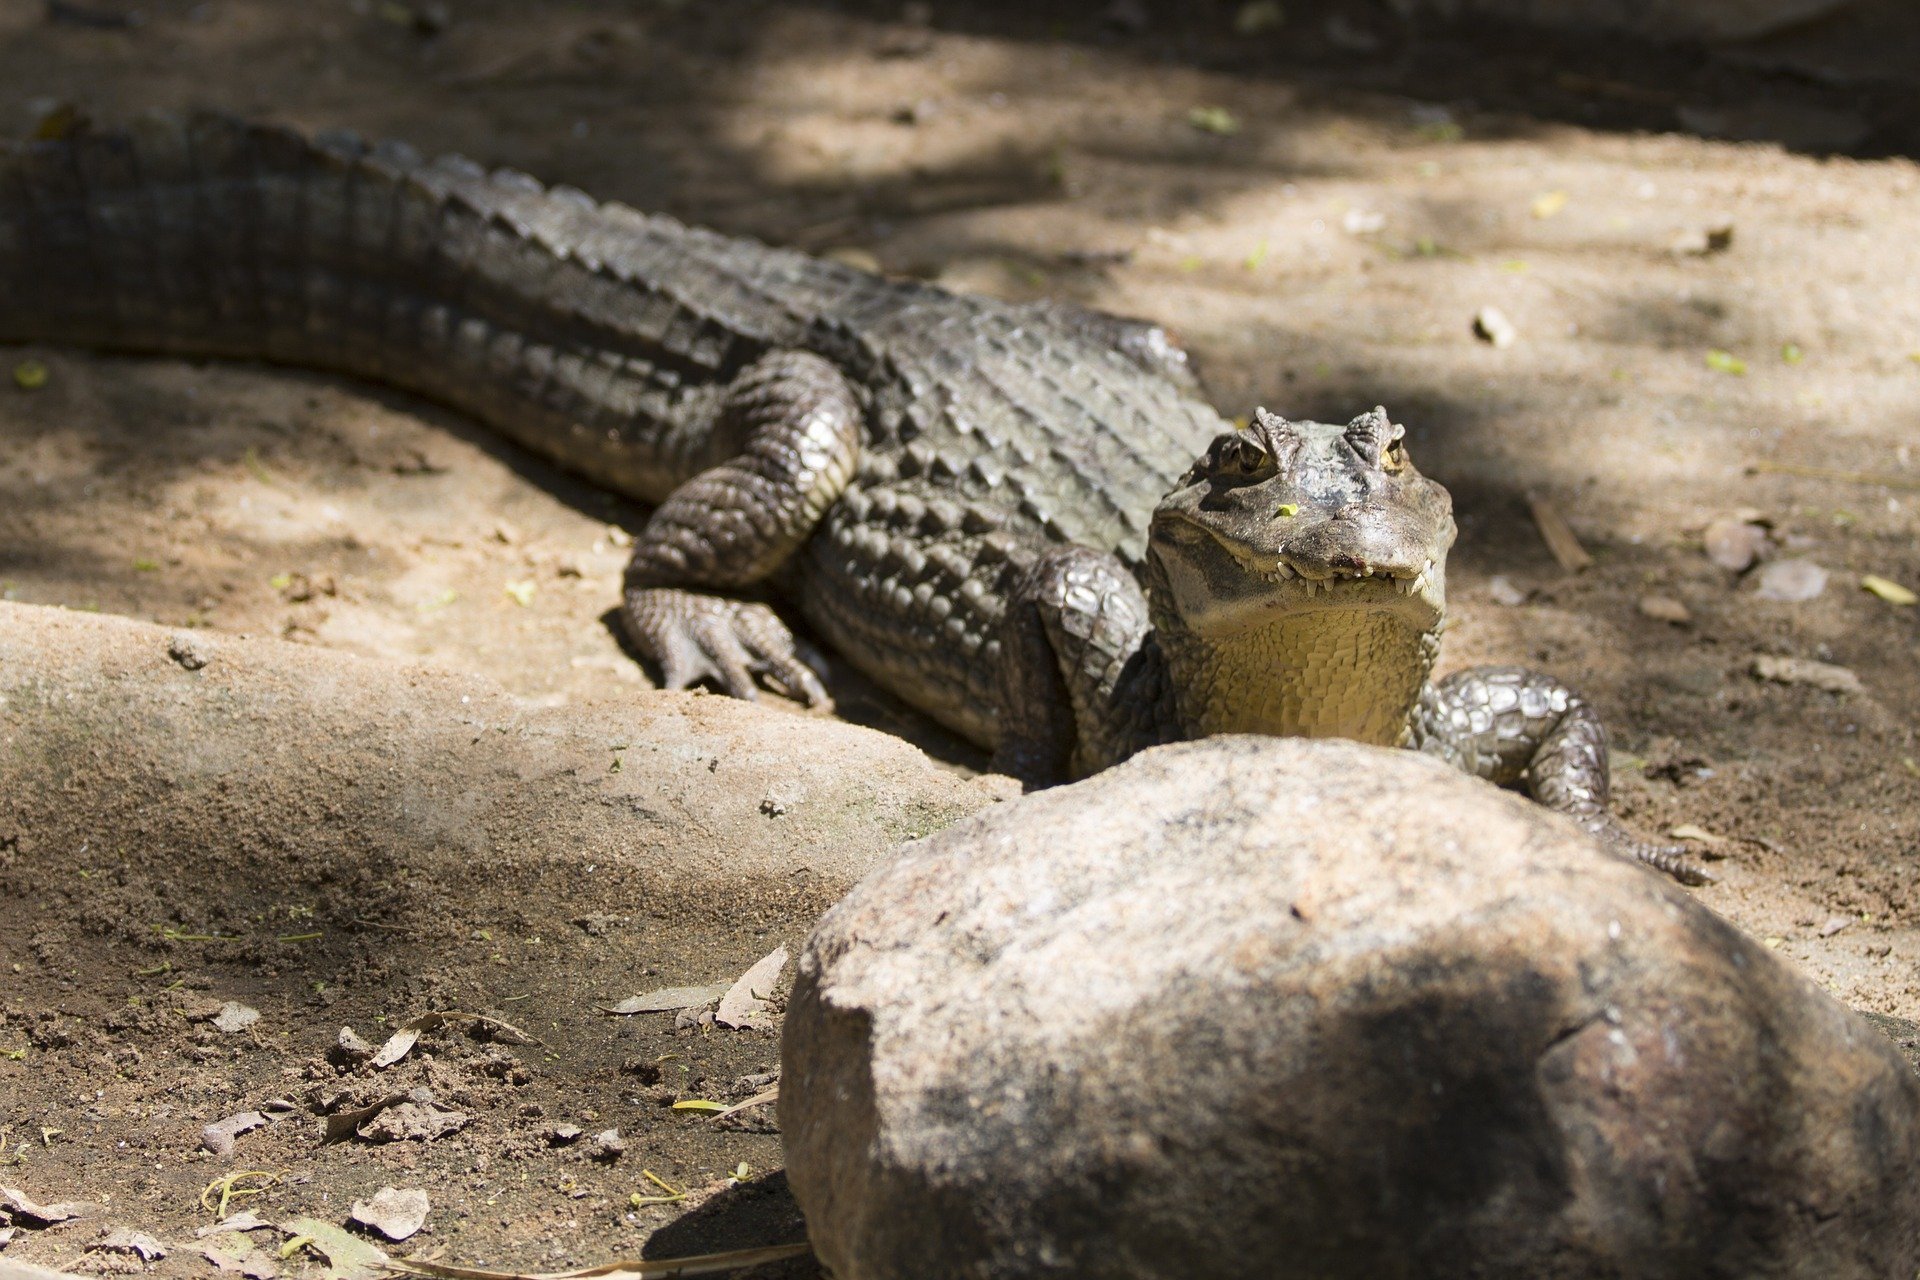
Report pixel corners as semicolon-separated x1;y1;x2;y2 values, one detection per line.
90;1229;168;1261
211;1003;261;1035
202;1112;269;1156
278;1218;389;1280
0;1186;92;1225
356;1102;470;1144
349;1187;429;1241
716;948;789;1030
370;1011;538;1069
595;986;729;1016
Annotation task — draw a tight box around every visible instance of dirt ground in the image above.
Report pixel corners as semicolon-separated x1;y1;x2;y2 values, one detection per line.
3;0;1920;1273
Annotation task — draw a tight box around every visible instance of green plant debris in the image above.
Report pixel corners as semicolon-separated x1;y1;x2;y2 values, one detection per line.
200;1169;283;1218
670;1100;729;1114
1705;349;1747;375
629;1169;690;1207
156;925;239;943
13;359;48;391
1861;574;1917;606
1781;343;1805;364
1187;106;1240;136
503;579;537;607
1243;240;1269;272
1234;1;1283;33
1530;190;1569;219
1415;120;1463;143
132;557;160;572
268;572;293;590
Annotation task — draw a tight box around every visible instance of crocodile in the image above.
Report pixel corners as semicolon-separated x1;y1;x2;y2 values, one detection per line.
0;112;1704;883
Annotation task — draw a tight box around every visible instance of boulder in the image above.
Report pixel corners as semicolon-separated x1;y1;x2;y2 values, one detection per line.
0;602;1007;931
1384;0;1855;43
781;736;1920;1280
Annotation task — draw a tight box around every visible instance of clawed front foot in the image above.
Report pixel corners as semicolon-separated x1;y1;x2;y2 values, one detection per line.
623;587;832;712
1580;814;1716;886
1412;667;1713;888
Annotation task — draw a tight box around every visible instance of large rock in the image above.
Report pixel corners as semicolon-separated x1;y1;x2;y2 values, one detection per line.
0;602;1005;932
1385;0;1855;42
781;736;1920;1280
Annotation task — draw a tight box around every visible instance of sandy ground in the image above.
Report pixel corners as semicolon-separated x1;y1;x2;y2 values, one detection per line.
2;0;1919;1273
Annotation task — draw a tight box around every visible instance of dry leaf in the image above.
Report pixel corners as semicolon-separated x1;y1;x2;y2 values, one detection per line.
0;1187;91;1224
202;1111;269;1156
90;1229;168;1261
356;1102;470;1144
320;1093;410;1144
370;1015;440;1069
349;1188;429;1242
1818;915;1855;938
707;1087;780;1123
197;1213;273;1239
595;986;729;1016
212;1003;261;1035
1666;824;1725;845
278;1218;389;1280
716;947;789;1030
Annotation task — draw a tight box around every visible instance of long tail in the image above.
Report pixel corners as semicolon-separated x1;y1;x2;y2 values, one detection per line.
0;112;819;500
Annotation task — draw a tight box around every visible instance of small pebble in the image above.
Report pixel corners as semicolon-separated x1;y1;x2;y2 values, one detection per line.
168;632;212;671
1486;575;1527;606
1751;559;1827;602
1751;654;1861;695
1637;594;1691;625
1703;516;1769;572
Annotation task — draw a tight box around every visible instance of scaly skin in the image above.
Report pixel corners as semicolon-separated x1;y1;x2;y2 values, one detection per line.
0;112;1705;883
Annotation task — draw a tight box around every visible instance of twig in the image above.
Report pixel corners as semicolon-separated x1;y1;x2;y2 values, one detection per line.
384;1242;813;1280
1525;494;1594;573
1746;459;1920;492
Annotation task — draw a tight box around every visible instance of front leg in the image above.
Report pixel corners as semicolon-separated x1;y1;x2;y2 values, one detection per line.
621;349;861;708
991;544;1177;786
1410;666;1711;886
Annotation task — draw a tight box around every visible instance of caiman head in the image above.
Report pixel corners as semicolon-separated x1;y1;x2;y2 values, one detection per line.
1145;406;1457;745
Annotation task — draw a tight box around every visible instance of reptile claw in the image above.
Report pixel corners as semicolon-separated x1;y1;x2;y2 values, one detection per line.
624;589;833;712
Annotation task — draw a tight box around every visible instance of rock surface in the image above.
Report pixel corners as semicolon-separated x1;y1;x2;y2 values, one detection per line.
1386;0;1855;42
782;736;1920;1280
0;602;1006;928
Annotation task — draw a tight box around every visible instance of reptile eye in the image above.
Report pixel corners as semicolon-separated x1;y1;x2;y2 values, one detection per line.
1382;440;1408;472
1206;433;1270;477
